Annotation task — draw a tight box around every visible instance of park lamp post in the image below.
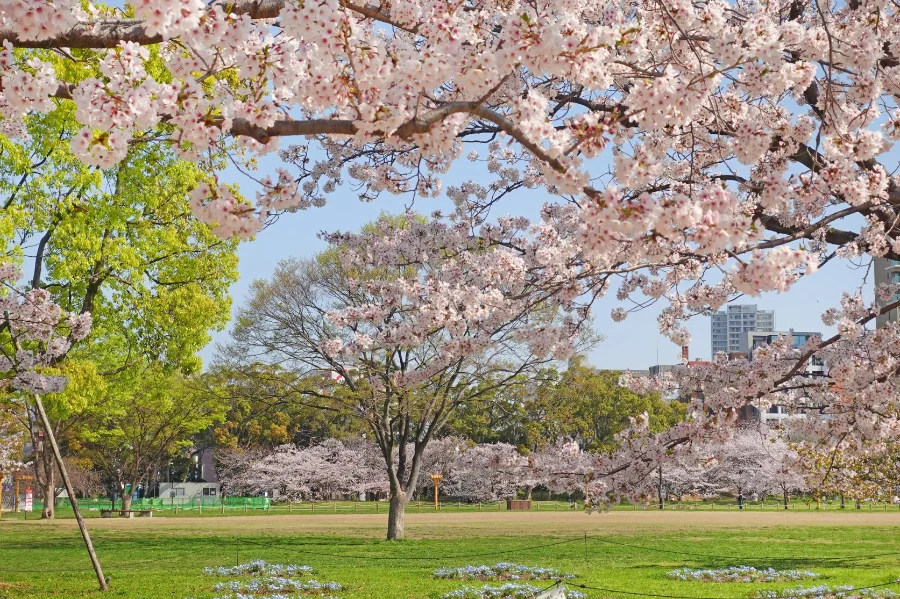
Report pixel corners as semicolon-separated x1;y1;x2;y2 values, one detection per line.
430;473;443;511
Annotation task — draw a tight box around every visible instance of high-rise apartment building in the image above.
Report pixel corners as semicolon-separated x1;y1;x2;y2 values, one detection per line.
874;257;900;328
710;304;775;357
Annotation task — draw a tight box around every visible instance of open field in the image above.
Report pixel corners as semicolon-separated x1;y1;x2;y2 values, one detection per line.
0;511;898;598
12;497;900;519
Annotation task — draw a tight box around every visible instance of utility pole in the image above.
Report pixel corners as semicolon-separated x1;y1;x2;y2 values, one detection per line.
33;394;107;591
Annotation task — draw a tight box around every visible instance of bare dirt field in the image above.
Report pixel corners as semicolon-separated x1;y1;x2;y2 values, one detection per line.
18;508;900;539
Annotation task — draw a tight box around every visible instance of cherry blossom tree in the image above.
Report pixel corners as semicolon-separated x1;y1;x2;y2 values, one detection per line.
220;239;568;539
219;439;368;500
0;407;23;473
659;458;710;503
532;439;590;500
754;435;808;509
793;440;899;507
442;442;526;502
647;427;807;507
1;0;900;509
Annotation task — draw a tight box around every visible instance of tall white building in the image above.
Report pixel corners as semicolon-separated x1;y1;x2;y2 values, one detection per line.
710;304;776;357
874;257;900;328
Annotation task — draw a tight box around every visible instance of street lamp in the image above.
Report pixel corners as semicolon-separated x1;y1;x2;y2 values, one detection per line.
430;473;443;511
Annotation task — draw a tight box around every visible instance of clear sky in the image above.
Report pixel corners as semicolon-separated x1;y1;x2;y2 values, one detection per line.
199;151;871;371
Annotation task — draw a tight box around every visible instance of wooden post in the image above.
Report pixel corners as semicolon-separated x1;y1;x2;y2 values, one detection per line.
430;474;443;511
33;394;107;591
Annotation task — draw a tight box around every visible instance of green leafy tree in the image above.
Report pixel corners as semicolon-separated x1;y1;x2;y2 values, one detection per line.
78;363;227;511
0;98;239;517
451;357;685;455
20;360;107;517
193;363;361;450
448;369;562;450
549;357;685;453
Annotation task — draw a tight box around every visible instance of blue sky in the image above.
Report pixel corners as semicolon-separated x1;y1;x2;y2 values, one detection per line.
200;151;870;371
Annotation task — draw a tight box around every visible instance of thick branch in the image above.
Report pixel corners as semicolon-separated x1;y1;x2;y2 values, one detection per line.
0;0;405;48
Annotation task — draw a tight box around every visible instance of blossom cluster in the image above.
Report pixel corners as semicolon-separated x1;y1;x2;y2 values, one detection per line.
0;263;92;395
197;560;341;599
667;566;819;583
433;563;576;581
203;561;315;578
755;585;898;599
211;594;341;599
441;583;586;599
212;578;342;595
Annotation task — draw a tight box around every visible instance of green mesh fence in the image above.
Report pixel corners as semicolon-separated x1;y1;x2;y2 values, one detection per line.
49;496;271;511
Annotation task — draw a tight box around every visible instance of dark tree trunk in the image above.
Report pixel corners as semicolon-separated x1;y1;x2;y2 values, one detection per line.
41;473;55;519
783;490;789;510
657;465;664;510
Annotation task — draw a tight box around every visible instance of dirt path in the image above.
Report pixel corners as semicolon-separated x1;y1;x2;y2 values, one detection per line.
10;509;900;539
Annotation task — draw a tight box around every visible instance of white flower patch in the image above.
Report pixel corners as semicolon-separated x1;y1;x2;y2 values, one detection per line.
667;566;819;583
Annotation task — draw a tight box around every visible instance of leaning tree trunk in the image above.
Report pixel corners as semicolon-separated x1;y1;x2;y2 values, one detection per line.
387;489;409;540
33;394;107;591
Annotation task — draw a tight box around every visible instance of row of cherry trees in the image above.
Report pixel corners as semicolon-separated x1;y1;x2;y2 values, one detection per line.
662;427;900;507
217;438;589;502
218;427;896;506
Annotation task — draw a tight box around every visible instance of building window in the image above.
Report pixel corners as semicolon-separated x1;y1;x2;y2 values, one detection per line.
203;488;217;496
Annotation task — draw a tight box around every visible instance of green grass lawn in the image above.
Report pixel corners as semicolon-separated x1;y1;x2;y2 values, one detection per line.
0;511;897;598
